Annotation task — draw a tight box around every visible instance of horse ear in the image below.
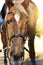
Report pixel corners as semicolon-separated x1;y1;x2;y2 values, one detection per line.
22;0;30;9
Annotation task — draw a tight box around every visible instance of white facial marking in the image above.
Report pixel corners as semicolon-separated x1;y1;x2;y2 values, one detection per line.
14;13;20;22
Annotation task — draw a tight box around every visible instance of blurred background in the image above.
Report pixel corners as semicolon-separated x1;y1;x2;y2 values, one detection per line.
0;0;43;63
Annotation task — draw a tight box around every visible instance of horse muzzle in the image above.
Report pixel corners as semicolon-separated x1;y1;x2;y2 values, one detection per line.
10;51;24;61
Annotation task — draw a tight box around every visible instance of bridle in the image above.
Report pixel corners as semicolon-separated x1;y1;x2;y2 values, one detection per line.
10;34;26;41
5;21;26;44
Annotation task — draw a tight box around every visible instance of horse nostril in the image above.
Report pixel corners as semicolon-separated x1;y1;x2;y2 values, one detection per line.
20;52;24;57
13;54;20;61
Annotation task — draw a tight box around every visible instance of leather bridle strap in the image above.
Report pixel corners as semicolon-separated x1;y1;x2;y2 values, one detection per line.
10;34;26;42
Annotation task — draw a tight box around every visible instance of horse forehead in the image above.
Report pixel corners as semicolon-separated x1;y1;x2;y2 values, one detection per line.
14;12;21;22
6;12;28;21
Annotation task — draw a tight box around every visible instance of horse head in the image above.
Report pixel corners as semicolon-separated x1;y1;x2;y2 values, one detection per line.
4;5;28;61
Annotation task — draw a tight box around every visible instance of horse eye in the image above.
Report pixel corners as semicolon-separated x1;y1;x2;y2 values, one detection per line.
7;20;10;24
6;20;12;24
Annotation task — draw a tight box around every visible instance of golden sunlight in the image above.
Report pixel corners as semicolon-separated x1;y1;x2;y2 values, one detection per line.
24;0;43;59
32;0;43;53
32;0;43;20
38;1;43;19
35;0;43;36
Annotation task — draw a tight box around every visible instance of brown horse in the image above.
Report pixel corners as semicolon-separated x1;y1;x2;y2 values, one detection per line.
1;0;39;65
4;5;28;60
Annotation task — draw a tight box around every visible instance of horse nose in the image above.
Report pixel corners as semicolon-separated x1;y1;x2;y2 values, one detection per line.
13;51;24;61
10;51;24;61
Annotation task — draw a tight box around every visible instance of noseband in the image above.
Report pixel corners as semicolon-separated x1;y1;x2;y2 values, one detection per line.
10;34;26;42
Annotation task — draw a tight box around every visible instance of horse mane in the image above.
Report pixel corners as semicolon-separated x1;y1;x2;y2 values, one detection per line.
9;3;28;17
